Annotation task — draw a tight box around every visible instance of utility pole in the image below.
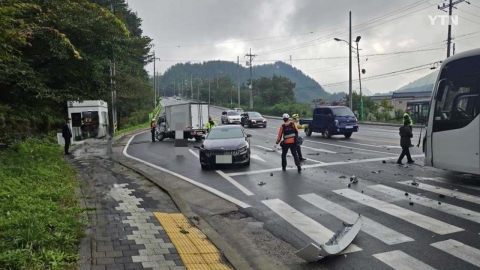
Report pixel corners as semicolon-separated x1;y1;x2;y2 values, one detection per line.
356;41;363;122
197;80;200;101
438;0;469;58
245;48;257;109
190;74;193;99
208;75;211;105
453;42;456;55
110;2;117;134
349;11;353;110
237;56;240;107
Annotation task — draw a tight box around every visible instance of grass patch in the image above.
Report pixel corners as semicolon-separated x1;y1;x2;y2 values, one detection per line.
114;122;149;137
0;138;84;270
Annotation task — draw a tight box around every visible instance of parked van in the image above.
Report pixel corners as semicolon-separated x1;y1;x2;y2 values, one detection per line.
299;106;359;138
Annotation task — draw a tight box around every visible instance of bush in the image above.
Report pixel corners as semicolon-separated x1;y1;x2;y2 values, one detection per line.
0;138;84;269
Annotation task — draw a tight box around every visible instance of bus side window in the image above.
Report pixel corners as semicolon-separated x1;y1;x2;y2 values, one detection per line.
432;56;480;133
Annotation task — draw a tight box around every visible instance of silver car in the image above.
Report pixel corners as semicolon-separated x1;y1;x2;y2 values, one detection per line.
221;110;242;124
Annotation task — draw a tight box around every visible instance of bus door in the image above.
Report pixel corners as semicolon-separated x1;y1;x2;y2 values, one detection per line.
430;56;480;174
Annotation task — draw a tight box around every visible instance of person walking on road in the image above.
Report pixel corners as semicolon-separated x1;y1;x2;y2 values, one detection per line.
275;113;302;173
404;107;414;146
205;116;217;133
62;118;72;155
150;118;156;142
292;113;307;162
397;117;415;165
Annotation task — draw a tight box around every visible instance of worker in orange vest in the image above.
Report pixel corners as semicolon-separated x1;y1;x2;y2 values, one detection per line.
151;118;156;142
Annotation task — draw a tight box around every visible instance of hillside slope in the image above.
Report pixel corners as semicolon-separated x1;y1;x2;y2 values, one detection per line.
159;61;340;103
395;70;439;93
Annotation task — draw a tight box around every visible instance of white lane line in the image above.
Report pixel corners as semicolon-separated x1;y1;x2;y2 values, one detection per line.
250;154;266;162
369;184;480;225
123;132;251;209
431;239;480;268
299;193;414;245
333;189;464;235
262;198;362;254
189;149;199;158
398;181;480;206
216;170;254;196
334;140;401;149
373;250;437;270
267;133;397;156
226;155;424;177
300;145;337;154
254;145;324;163
414;176;480;192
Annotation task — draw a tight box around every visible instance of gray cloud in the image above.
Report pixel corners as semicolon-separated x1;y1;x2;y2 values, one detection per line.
128;0;480;94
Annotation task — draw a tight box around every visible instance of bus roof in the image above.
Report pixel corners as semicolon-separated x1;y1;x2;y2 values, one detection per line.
441;48;480;68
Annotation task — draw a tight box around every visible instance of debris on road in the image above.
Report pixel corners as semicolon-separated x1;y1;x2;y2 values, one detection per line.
270;173;273;176
350;176;358;183
439;194;445;198
258;182;266;186
382;160;387;164
348;183;351;188
339;175;347;179
438;202;442;205
404;192;409;196
409;202;414;205
411;181;419;186
371;170;383;174
295;215;363;262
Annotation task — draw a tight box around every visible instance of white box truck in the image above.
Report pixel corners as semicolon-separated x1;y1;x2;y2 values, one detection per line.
156;102;209;142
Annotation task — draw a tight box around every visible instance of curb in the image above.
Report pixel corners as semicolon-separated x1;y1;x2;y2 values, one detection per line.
110;132;253;270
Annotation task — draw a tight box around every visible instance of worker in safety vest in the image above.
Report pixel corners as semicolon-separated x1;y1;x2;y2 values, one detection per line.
292;114;307;162
403;107;414;146
205;116;217;133
275;113;301;173
150;118;156;142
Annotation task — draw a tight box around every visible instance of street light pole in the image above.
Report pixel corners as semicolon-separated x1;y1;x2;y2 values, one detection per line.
355;36;364;122
349;11;352;110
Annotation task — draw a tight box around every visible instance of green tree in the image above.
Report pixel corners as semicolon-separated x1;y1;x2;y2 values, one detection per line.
378;98;394;122
344;92;378;119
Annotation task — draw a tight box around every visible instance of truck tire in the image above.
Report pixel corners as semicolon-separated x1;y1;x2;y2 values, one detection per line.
344;132;352;139
157;132;165;141
201;163;210;170
323;128;332;139
248;121;252;128
195;136;203;142
305;128;312;137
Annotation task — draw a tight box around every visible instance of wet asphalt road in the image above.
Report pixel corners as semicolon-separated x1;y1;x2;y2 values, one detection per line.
127;98;480;270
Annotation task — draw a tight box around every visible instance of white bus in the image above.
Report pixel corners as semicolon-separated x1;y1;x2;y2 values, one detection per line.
424;48;480;175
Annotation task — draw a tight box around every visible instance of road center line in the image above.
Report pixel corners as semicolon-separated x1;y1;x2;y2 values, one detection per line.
123;132;251;209
254;145;324;163
226;155;424;177
266;133;397;156
216;170;254;196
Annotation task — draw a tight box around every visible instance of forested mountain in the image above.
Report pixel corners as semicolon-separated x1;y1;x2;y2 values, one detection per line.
157;61;343;103
395;70;439;93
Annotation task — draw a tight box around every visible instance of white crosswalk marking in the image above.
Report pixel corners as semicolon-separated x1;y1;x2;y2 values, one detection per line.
431;239;480;268
369;184;480;225
262;198;362;254
299;145;337;154
373;250;437;270
398;181;480;206
299;193;414;245
333;189;464;235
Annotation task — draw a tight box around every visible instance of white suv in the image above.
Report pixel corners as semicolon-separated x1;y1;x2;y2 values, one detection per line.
221;110;242;124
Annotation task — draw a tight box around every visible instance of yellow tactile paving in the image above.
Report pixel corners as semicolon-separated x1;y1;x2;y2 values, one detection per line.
154;212;233;270
185;264;212;270
201;253;222;264
179;253;207;264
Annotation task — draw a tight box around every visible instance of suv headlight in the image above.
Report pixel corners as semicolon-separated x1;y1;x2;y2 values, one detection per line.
334;120;339;126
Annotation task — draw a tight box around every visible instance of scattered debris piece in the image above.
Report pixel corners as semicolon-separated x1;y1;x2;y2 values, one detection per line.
404;192;409;196
438;202;441;205
361;190;364;193
409;202;414;205
411;181;419;186
266;140;269;143
372;171;380;174
348;183;351;188
324;171;327;173
270;173;273;176
350;176;358;183
295;215;363;262
439;194;445;198
180;228;189;234
192;216;200;222
382;160;387;164
258;182;266;186
339;175;347;179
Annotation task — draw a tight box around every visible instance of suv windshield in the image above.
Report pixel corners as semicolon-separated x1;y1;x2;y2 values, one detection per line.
227;111;240;116
248;112;262;118
207;128;244;139
332;107;355;117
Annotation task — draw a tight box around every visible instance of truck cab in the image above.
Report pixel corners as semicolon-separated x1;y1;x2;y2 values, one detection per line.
299;106;359;139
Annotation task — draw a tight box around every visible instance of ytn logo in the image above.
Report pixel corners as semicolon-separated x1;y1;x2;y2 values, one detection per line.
428;15;459;26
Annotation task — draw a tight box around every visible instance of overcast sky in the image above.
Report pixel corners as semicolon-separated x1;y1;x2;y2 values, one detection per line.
127;0;480;94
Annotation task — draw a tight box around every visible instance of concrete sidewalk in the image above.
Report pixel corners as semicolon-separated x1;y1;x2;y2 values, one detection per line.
69;137;234;270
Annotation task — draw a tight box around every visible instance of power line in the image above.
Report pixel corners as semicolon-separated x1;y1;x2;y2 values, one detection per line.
438;0;470;57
